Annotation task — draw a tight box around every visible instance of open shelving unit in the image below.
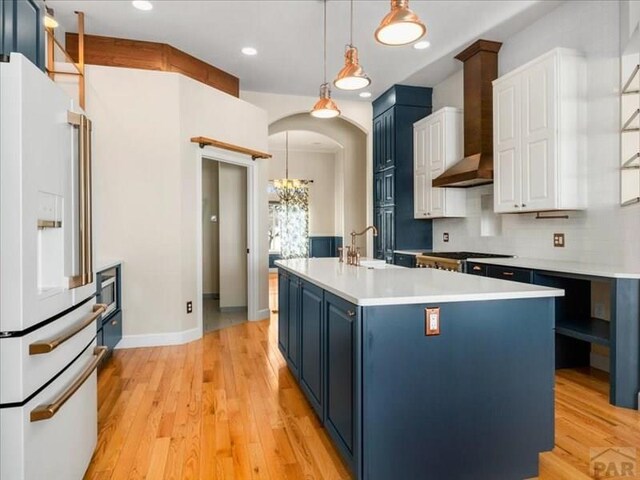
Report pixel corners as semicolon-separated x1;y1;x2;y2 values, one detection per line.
555;317;610;347
620;25;640;206
533;269;639;409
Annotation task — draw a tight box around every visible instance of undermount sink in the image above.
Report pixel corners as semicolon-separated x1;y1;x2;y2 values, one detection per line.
359;259;388;269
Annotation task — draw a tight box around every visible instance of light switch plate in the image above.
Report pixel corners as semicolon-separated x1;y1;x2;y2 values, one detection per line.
553;233;565;248
425;307;440;336
443;232;449;243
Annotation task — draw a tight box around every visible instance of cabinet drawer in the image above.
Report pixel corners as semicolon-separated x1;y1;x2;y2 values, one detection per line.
102;310;122;352
394;254;416;268
487;265;533;284
0;339;100;480
466;263;487;276
0;300;100;404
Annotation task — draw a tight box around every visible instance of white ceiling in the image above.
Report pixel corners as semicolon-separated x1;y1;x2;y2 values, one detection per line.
48;0;562;100
268;130;342;153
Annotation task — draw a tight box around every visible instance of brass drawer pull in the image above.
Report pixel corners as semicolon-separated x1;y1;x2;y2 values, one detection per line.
502;272;514;277
111;319;118;326
29;304;107;355
472;266;482;271
30;346;108;422
347;310;356;317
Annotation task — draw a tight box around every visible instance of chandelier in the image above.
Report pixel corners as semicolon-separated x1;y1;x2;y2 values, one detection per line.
273;132;310;259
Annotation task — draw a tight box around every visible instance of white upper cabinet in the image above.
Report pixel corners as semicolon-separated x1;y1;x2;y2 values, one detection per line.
493;48;586;213
414;107;466;219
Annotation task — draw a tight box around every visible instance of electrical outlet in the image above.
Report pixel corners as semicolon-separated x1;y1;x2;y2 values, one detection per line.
553;233;565;248
425;307;440;336
186;301;193;314
443;232;449;243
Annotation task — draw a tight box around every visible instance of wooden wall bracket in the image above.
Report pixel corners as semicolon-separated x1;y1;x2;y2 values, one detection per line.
191;136;271;160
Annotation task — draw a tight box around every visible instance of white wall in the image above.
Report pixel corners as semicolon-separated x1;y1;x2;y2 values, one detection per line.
241;91;373;253
202;160;219;295
88;65;269;340
218;163;247;308
431;1;639;268
269;149;340;236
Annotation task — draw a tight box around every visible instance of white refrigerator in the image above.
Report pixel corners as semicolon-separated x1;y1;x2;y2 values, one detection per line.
0;53;103;479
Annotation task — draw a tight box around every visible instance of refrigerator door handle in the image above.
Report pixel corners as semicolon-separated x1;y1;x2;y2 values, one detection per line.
30;346;107;422
29;304;107;355
67;112;93;289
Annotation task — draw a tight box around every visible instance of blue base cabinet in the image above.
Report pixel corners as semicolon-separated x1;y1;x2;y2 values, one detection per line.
278;270;301;378
324;292;361;474
277;267;555;479
299;280;324;419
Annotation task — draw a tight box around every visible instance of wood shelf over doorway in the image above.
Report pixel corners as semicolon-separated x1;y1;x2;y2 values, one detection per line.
191;136;272;160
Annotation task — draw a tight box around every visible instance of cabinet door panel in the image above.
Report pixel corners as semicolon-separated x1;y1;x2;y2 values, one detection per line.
382;169;394;206
414;124;427;172
494;78;522;213
383;207;395;262
300;281;324;418
429;117;444;173
374;172;384;207
430;184;444;218
278;271;289;355
414;170;428;218
287;276;301;377
325;295;357;457
374;208;384;259
521;56;557;211
383;110;395;168
373;117;383;171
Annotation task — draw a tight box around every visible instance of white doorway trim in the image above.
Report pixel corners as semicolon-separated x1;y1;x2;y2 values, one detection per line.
196;146;260;336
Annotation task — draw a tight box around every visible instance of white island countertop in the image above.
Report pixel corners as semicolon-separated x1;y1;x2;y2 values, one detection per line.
276;258;563;306
467;257;640;279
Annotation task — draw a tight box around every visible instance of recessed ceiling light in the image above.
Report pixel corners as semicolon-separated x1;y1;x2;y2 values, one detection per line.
359;92;372;98
241;47;258;56
413;40;431;50
132;1;153;11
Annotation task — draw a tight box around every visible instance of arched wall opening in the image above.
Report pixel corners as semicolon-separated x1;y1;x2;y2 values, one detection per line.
269;113;369;254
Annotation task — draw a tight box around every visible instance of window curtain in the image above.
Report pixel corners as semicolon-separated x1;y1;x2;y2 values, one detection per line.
275;182;309;259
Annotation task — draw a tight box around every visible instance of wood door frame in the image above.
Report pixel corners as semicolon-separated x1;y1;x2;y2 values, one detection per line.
196;148;259;331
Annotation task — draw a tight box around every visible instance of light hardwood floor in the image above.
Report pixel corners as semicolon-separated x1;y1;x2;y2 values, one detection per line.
85;275;640;480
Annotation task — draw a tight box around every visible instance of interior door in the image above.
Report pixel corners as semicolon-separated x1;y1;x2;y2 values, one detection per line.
521;55;557;211
493;75;522;213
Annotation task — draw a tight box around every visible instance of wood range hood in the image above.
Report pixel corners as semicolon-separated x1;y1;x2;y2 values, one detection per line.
432;39;502;188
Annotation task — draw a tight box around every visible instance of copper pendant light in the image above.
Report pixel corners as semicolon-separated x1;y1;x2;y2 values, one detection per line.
334;0;370;91
311;0;341;119
375;0;426;46
44;5;59;29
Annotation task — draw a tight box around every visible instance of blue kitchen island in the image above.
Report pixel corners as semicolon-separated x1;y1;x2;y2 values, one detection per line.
276;258;564;480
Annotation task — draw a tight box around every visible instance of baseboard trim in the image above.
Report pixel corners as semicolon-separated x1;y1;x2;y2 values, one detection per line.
115;326;202;349
250;308;271;321
590;352;610;373
219;306;247;313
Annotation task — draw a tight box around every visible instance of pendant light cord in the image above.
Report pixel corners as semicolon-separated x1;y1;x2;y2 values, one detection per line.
350;0;354;46
323;0;327;84
285;131;289;180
